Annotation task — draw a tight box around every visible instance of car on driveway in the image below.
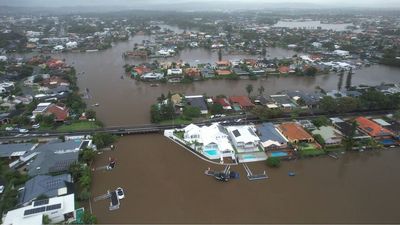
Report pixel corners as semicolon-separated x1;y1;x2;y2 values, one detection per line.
116;187;125;199
19;129;29;133
5;127;14;131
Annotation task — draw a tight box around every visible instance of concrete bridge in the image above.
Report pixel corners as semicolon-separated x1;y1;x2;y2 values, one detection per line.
0;109;394;142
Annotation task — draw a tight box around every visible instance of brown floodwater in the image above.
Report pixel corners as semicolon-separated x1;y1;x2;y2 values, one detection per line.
53;28;400;127
91;134;400;224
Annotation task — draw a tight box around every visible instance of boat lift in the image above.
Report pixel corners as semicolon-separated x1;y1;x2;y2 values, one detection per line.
242;163;268;181
204;165;239;181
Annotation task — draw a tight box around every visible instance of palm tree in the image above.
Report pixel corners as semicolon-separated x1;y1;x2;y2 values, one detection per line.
245;84;253;96
258;85;265;96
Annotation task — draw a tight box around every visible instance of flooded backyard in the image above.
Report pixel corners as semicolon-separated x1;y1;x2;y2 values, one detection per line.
91;135;400;224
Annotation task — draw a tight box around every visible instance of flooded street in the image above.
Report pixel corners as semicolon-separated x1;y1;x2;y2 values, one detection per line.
91;135;400;223
56;34;400;126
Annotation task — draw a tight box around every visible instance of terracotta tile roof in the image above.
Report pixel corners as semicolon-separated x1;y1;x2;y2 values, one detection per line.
45;105;69;121
213;97;231;107
229;96;255;108
215;70;232;76
278;66;290;74
278;122;313;142
355;117;394;137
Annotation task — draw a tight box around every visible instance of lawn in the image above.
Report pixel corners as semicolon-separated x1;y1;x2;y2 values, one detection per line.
57;121;101;132
159;118;192;125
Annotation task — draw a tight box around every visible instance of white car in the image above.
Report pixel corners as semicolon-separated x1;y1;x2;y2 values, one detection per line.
5;127;14;131
19;129;29;133
32;124;40;129
116;187;125;200
0;185;4;194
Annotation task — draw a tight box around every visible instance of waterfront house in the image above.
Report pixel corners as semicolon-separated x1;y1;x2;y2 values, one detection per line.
226;125;261;152
3;194;76;225
167;68;183;76
213;97;232;110
45;104;69;122
232;67;250;76
184;68;201;80
142;72;164;81
216;60;231;70
311;126;343;146
229;96;255;110
185;95;208;114
26;139;89;177
270;94;297;110
332;120;371;140
355;117;394;140
18;174;74;206
183;123;234;160
278;122;314;143
32;102;52;117
257;123;288;150
278;66;290;74
201;67;215;78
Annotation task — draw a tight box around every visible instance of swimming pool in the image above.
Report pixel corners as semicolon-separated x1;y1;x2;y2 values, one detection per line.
204;149;218;156
242;154;256;160
270;151;288;157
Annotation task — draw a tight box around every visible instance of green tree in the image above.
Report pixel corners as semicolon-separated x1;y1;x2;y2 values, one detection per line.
183;106;201;119
150;104;161;123
43;215;51;224
336;97;360;113
42;114;56;126
85;109;96;119
79;148;96;164
342;121;357;151
312;116;330;128
245;84;253;96
313;134;326;146
79;188;91;201
304;66;318;76
266;157;281;168
210;103;224;115
82;211;98;224
319;96;337;113
69;163;82;180
92;133;116;149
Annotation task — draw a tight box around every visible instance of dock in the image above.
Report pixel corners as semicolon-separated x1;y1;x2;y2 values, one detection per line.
94;191;111;202
242;163;268;181
328;153;339;159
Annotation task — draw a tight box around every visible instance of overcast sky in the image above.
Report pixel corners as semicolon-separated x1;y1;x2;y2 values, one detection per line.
1;0;399;8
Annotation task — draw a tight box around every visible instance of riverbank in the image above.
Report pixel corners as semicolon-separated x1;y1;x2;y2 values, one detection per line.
90;134;400;223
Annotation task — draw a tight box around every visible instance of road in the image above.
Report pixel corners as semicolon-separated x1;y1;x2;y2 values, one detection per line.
0;109;394;142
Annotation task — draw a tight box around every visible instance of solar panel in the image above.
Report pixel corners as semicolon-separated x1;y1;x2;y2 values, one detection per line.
24;206;46;216
233;130;241;137
46;203;62;211
33;199;49;207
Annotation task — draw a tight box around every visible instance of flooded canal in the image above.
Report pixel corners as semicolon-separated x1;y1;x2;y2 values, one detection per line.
91;135;400;224
58;34;400;126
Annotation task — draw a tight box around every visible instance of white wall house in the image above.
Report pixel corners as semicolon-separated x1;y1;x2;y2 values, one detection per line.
226;126;261;153
183;123;235;160
2;194;75;225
